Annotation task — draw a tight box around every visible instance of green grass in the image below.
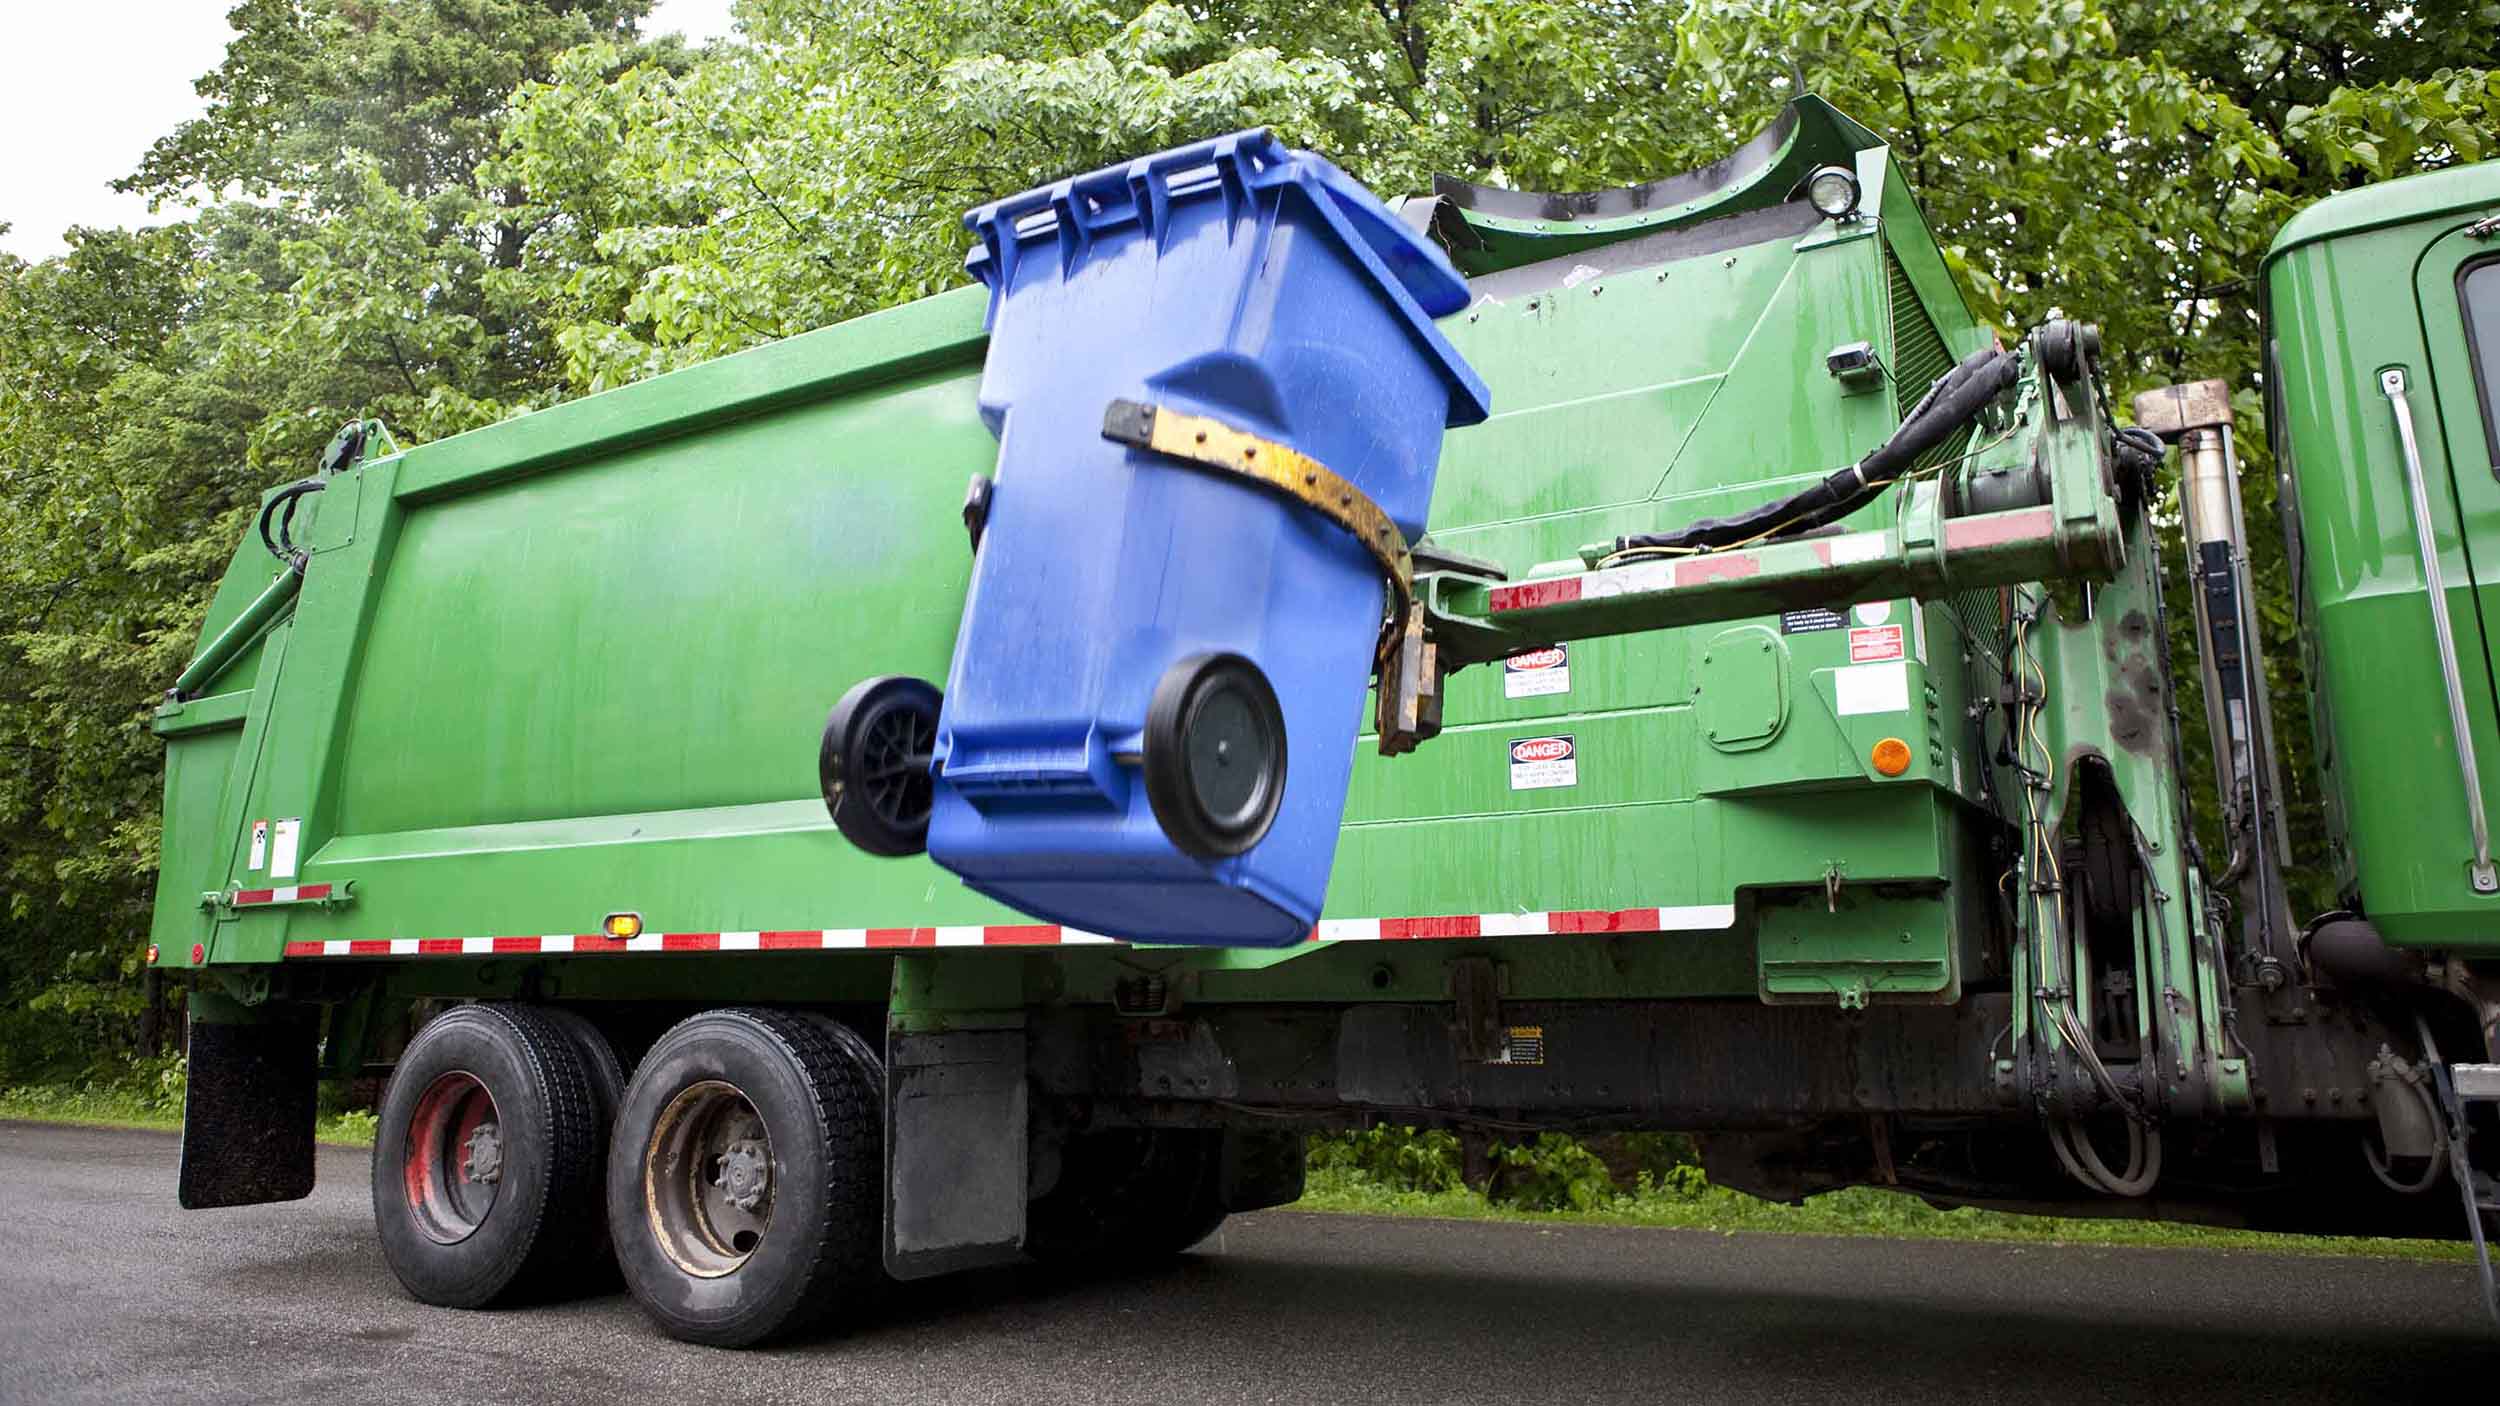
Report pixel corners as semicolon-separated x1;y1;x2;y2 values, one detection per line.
1;1081;378;1146
1288;1165;2475;1263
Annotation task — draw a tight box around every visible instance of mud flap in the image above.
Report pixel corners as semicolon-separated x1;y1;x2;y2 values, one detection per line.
178;993;318;1209
883;1026;1026;1280
1218;1129;1307;1212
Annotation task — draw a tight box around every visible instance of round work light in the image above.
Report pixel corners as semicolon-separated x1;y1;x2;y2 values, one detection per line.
1806;165;1862;220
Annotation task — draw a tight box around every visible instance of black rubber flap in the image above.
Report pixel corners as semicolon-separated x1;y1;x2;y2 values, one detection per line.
178;1001;319;1209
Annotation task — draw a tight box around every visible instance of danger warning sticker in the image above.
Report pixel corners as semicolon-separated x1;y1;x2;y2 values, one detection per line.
1848;624;1905;664
248;820;269;871
1488;1026;1547;1066
1508;734;1578;790
1503;645;1571;698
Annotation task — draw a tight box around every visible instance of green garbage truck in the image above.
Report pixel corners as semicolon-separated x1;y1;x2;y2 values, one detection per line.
148;96;2500;1344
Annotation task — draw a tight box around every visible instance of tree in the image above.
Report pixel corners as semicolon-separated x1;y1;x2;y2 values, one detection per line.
489;0;1704;388
0;0;680;1082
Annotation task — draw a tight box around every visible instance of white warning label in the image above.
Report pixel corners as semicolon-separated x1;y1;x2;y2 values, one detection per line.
1503;645;1571;698
1507;734;1579;790
248;820;269;871
270;818;302;880
1834;661;1910;716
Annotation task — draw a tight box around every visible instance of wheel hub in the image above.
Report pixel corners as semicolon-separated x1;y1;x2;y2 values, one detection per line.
646;1080;777;1277
401;1070;501;1245
464;1123;503;1184
717;1138;770;1212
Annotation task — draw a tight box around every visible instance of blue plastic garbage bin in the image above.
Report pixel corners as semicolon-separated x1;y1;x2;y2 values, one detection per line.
927;129;1490;946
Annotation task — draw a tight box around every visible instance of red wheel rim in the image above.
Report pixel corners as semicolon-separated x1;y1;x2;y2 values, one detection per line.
402;1070;501;1244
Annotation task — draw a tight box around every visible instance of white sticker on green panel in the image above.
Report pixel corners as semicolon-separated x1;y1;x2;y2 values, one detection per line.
1834;661;1909;716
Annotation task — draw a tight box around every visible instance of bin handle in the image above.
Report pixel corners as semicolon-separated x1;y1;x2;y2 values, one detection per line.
1100;397;1411;611
972;130;1287;283
1100;398;1447;754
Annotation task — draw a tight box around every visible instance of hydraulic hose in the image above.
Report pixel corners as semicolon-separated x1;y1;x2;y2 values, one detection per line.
1611;345;2023;556
2054;1117;2163;1197
257;477;328;574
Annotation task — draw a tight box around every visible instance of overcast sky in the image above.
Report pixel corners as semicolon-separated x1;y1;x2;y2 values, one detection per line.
0;0;739;261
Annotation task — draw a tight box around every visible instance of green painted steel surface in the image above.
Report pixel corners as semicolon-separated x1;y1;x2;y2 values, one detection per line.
2265;160;2500;946
2263;161;2500;268
149;102;2010;1017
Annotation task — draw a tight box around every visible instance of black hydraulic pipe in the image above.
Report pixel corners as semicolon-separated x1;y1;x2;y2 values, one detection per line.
1613;345;2020;556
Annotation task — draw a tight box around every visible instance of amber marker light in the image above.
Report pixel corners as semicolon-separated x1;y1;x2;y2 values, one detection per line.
602;911;645;940
1871;737;1913;777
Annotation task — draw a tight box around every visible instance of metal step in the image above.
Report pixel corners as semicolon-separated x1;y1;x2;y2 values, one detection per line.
2431;1062;2499;1327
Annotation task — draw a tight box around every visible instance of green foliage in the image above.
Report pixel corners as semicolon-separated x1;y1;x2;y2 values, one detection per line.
0;1061;382;1146
1306;1124;1467;1192
0;1;680;1078
1306;1127;1706;1210
4;0;2495;1080
1296;1129;2470;1261
1487;1133;1619;1211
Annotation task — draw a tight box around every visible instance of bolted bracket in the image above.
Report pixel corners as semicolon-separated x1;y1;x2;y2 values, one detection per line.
1448;956;1505;1063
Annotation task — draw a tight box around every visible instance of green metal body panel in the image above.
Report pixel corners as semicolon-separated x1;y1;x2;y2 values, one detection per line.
150;100;2014;1017
2264;161;2500;947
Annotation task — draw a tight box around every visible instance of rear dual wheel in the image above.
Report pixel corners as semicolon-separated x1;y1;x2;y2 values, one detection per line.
372;1004;617;1307
605;1009;886;1347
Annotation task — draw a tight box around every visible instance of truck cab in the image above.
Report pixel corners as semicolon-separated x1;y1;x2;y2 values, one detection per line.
2267;172;2500;945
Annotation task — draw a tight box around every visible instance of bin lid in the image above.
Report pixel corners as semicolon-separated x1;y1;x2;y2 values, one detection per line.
1290;153;1473;319
963;131;1488;428
963;131;1475;321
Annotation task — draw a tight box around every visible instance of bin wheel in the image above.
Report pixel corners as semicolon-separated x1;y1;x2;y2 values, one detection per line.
606;1009;885;1347
821;675;942;857
1144;653;1287;860
371;1004;606;1308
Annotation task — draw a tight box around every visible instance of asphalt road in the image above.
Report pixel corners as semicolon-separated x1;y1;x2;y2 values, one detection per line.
3;1121;2494;1405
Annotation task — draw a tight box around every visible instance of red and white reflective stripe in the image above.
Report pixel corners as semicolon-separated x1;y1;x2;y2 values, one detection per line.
1482;527;1955;615
278;903;1736;959
1310;904;1733;941
1488;555;1773;613
234;883;334;906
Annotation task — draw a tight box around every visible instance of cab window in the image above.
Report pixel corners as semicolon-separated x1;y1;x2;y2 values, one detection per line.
2464;259;2500;476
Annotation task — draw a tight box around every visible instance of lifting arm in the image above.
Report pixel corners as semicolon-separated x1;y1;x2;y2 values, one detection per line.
1375;324;2141;752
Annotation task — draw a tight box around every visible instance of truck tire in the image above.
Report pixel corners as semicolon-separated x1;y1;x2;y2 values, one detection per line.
536;1006;629;1277
606;1008;883;1347
1025;1129;1227;1266
537;1006;629;1123
371;1003;605;1308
